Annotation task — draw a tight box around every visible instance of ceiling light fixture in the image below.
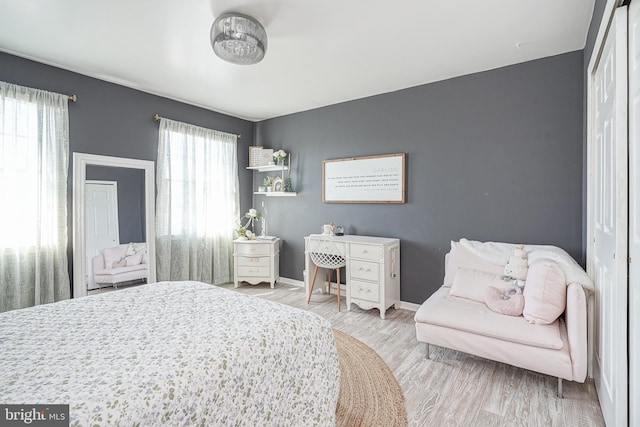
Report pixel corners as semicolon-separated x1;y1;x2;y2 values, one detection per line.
211;12;268;65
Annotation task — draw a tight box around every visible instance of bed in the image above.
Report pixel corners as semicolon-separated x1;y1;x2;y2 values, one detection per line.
0;281;341;426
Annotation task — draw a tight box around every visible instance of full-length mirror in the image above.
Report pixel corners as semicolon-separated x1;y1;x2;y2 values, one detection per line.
73;153;156;298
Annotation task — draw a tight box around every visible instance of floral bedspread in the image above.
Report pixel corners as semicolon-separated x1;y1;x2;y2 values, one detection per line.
0;281;340;426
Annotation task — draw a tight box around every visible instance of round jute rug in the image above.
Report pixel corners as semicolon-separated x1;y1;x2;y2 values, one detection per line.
333;329;408;427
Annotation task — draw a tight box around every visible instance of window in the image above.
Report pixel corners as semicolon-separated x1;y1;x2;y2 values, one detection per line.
0;81;70;311
0;98;40;247
155;118;239;284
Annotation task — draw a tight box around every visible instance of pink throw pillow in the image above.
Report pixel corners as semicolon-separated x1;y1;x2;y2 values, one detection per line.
523;260;566;325
103;247;125;269
443;241;505;287
125;253;143;266
112;259;126;268
450;268;508;303
484;286;525;316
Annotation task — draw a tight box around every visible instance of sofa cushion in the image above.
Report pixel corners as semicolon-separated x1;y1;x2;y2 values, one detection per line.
415;287;563;350
443;241;505;287
523;260;566;325
95;263;147;276
449;268;508;303
126;253;143;266
103;247;126;268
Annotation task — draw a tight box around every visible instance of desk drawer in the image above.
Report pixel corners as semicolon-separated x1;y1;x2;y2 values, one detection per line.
237;265;270;277
349;243;382;261
308;240;346;256
237;256;270;267
236;243;271;256
350;260;379;282
350;279;379;303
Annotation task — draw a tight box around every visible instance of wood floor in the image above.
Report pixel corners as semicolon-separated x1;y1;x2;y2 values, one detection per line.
222;282;605;427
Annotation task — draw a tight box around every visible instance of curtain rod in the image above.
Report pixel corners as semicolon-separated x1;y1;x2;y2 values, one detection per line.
68;95;77;102
153;113;241;139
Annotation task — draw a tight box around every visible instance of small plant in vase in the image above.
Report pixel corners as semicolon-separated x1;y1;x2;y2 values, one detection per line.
263;176;274;192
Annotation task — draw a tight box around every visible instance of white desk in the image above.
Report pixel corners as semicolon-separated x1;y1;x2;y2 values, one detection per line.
304;234;400;319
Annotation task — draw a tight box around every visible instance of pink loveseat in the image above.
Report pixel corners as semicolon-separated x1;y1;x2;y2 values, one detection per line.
92;243;148;289
414;239;593;397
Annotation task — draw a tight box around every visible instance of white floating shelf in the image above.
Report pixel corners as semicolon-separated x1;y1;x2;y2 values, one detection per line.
247;165;289;172
253;191;297;197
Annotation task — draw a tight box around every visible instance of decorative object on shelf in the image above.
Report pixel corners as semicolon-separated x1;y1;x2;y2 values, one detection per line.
210;12;268;65
284;154;294;191
273;149;287;165
335;225;344;236
271;176;283;192
263;176;274;192
249;146;263;167
237;208;261;240
284;176;294;192
258;186;266;192
260;149;274;166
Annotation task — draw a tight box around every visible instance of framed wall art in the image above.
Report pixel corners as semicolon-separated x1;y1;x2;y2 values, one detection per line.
322;153;405;203
249;146;264;167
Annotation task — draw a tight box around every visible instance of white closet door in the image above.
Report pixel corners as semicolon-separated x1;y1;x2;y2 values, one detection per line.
629;0;640;424
592;6;628;427
85;181;120;290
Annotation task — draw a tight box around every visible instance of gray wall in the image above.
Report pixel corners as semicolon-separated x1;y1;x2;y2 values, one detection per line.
86;165;146;244
256;51;585;304
0;52;255;292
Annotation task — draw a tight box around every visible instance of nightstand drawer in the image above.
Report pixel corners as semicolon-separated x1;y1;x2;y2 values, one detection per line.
237;266;270;277
350;260;379;282
350;279;379;303
349;243;382;261
236;243;271;256
237;256;270;267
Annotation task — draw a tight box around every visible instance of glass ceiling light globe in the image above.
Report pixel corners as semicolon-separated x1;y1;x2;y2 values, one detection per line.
211;12;268;65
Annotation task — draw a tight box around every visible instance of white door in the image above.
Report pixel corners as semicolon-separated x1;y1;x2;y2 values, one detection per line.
629;0;640;424
85;181;120;290
591;6;628;427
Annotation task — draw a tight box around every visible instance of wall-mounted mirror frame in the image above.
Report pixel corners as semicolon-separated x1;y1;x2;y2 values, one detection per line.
72;153;156;298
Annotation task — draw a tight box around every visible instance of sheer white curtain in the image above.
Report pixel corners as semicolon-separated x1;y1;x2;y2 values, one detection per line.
0;81;70;312
156;118;239;284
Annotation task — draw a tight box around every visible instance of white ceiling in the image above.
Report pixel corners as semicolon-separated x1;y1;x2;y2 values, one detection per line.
0;0;595;122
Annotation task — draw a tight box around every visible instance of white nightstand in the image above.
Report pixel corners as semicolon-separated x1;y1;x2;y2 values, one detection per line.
233;238;280;288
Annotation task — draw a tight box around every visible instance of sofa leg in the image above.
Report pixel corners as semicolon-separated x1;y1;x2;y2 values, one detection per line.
425;343;430;359
557;378;563;398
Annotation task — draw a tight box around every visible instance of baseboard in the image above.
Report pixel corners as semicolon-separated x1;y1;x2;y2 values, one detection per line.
397;301;420;312
276;276;304;287
277;276;420;312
